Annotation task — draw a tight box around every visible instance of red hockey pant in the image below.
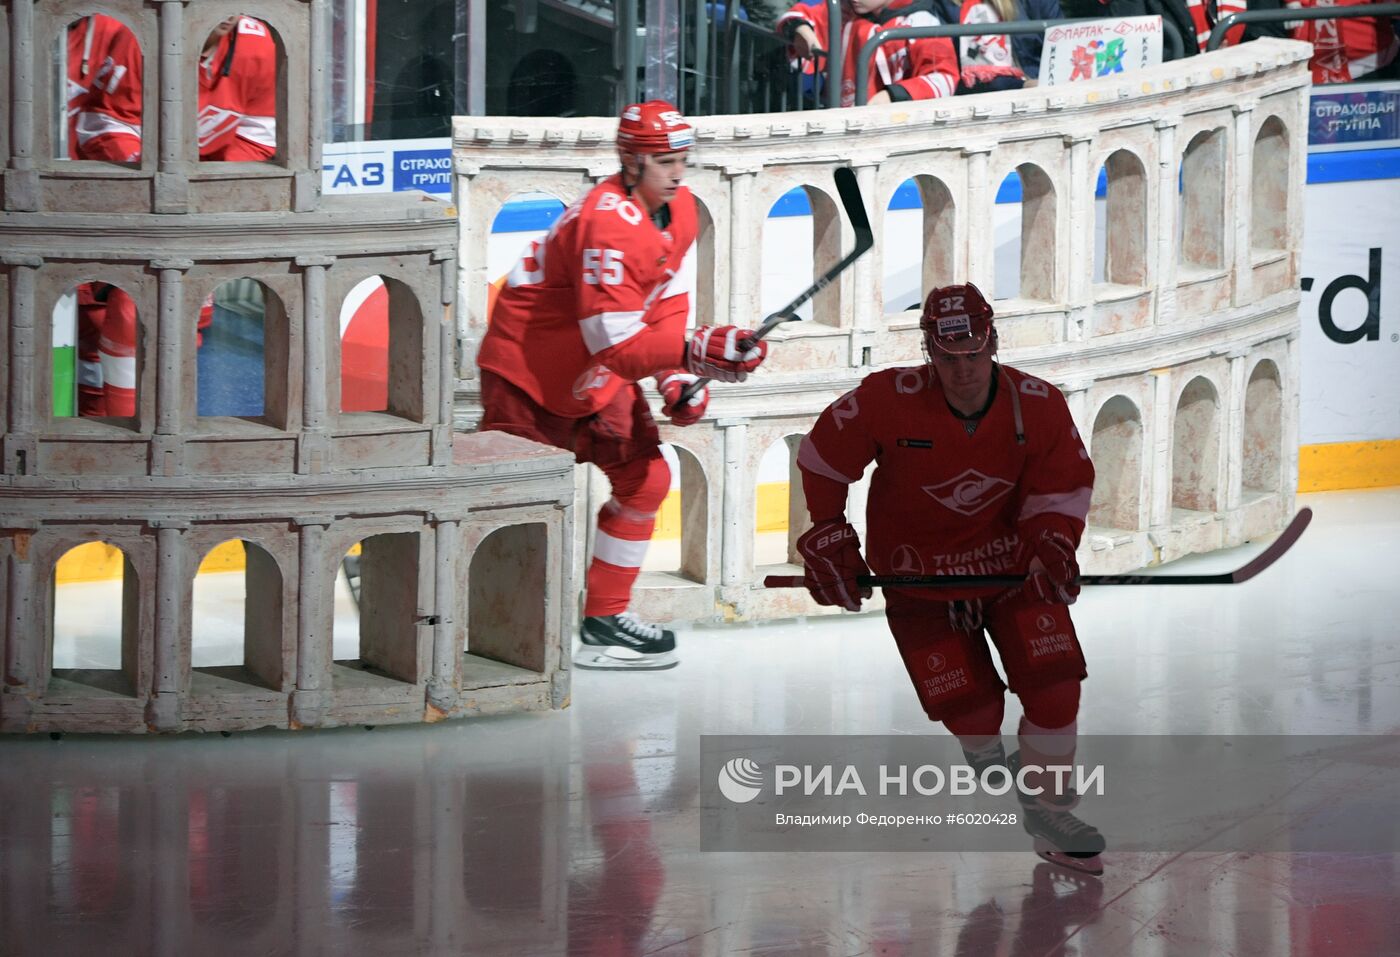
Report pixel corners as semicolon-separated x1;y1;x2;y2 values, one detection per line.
886;589;1086;725
478;371;670;617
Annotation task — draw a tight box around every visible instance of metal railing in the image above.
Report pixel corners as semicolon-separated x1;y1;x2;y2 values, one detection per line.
853;19;1185;105
1208;2;1400;52
616;1;809;115
619;0;639;107
724;19;805;115
823;0;842;110
676;0;738;115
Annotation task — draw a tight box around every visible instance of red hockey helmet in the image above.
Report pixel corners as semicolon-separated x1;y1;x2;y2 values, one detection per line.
616;100;694;154
921;283;996;356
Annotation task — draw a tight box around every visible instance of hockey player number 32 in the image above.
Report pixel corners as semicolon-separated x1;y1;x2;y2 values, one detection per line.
583;248;624;286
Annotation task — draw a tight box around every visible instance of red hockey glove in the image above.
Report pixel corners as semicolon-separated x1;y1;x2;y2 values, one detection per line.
796;519;873;612
685;325;768;382
657;370;709;426
1018;529;1081;604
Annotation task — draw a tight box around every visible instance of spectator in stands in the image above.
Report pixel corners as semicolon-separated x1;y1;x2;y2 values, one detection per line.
778;0;961;106
936;0;1063;92
1228;0;1291;43
1288;0;1399;83
744;0;790;26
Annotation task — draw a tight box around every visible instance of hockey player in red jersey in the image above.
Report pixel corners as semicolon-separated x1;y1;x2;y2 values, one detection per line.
65;16;144;418
74;283;139;418
65;15;278;419
778;0;960;106
794;283;1106;874
65;14;144;163
477;101;769;670
198;15;279;161
65;13;277;164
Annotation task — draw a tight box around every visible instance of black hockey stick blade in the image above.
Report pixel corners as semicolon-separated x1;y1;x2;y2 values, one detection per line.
1219;505;1312;583
763;508;1312;590
678;167;873;404
751;166;874;338
835;165;874;248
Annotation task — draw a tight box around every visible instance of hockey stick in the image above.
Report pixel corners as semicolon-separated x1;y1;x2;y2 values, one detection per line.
679;166;873;403
764;508;1312;590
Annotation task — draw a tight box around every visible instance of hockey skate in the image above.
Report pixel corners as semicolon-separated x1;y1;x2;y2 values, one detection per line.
960;738;1009;779
575;612;679;670
1008;750;1105;875
1007;748;1079;812
1018;803;1105;875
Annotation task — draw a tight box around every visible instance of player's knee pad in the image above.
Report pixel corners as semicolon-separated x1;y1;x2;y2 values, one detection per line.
606;452;671;513
887;598;1008;724
1017;678;1081;731
984;594;1087;696
941;694;1006;738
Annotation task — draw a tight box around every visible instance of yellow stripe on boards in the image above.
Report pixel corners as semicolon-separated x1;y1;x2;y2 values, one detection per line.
52;443;1398;581
197;540;246;575
54;539;366;584
652;482;792;540
755;482;790;533
55;539;248;585
52;542;126;584
1298;439;1400;492
653;491;683;540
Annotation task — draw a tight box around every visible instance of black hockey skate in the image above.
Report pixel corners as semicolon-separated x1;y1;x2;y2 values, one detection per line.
1018;803;1106;876
575;612;679;670
1008;750;1105;876
1007;748;1080;812
960;738;1009;779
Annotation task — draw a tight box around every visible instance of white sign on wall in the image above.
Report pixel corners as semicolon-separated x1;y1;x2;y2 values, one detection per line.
1041;17;1164;87
1298;177;1400;445
322;137;452;195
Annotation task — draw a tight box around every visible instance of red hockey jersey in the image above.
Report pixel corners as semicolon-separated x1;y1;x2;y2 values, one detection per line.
798;363;1095;599
197;16;278;161
1290;0;1399;84
66;15;144;162
76;283;138;417
477;175;699;418
1187;0;1247;50
777;0;959;106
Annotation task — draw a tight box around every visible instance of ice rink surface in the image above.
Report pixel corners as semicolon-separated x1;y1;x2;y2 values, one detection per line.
3;488;1398;955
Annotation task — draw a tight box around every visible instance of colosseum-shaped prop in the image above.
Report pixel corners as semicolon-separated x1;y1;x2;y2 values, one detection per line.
1;0;575;733
455;38;1310;626
3;5;1312;732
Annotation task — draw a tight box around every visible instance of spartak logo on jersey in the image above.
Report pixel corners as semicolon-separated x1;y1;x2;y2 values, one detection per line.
572;364;615;400
197;105;241;148
923;468;1015;516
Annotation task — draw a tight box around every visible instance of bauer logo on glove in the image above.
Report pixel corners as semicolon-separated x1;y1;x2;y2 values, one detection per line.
810;523;857;551
796;519;873;612
685;325;768;382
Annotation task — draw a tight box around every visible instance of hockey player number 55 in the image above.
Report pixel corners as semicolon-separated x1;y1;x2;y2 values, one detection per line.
583;248;624;285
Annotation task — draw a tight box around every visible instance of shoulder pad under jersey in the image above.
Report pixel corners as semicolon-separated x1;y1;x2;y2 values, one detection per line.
1003;365;1055;400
